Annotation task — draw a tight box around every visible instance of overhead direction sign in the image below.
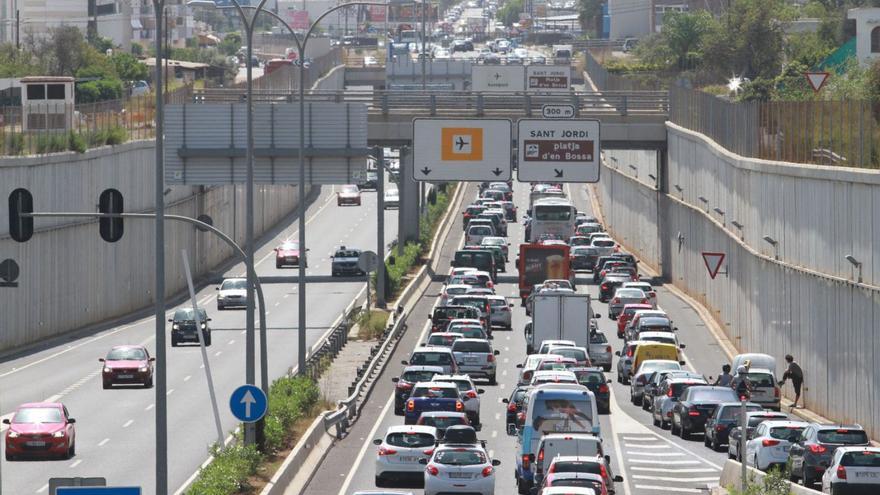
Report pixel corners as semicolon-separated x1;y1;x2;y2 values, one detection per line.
804;72;830;92
702;252;726;279
516;119;600;183
471;65;525;92
56;489;140;495
229;384;268;423
526;65;571;92
413;118;512;181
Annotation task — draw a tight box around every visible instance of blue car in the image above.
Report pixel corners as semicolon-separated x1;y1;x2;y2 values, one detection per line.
403;382;464;425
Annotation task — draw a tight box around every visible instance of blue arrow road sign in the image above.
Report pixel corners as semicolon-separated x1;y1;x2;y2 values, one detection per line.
229;384;267;423
57;488;141;495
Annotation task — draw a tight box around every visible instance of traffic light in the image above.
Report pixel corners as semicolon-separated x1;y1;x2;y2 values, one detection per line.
98;188;124;243
8;188;33;243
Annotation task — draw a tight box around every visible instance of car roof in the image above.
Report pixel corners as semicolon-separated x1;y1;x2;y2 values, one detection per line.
835;446;880;453
533;370;577;378
429;332;464;338
433;374;474;383
665;377;707;384
637;331;676;339
758;420;810;428
444;284;472;290
403;365;446;372
19;402;63;409
639;317;672;324
414;381;458;389
413;346;454;353
386;425;438;435
541;434;601;443
419;411;468;418
540;485;600;495
542;339;576;346
110;344;147;350
452;338;491;344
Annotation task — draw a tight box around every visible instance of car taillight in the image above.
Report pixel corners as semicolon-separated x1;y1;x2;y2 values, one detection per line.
466;390;478;399
501;306;510;312
487;354;495;362
774;387;780;398
599;384;609;393
667;388;674;397
407;400;414;412
599;464;608;478
601;284;608;290
641;299;648;304
426;464;439;476
538;448;544;462
715;425;725;432
397;381;413;390
612;298;620;304
626;347;633;357
522;454;531;470
688;407;700;416
637;374;647;384
762;439;780;447
455;401;464;411
378;446;397;456
423;448;434;456
487;282;493;288
508;402;517;412
808;444;827;454
837;465;847;480
548;463;556;474
482;466;494;477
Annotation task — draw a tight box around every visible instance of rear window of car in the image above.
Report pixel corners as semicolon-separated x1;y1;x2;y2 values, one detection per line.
402;370;440;382
334;250;360;258
411;351;453;366
576;371;606;385
553;348;587;361
769;426;806;441
671;382;701;397
411;386;459;399
489;299;507;308
452;341;491;353
550;461;602;475
689;389;739;402
841;451;880;467
719;405;763;420
428;335;458;346
466;206;485;215
593;239;615;247
743;373;775;387
616;289;644;298
418;415;467;429
818;429;870;445
469;226;492;234
435;449;486;465
748;415;784;427
589;332;608;344
386;432;436;448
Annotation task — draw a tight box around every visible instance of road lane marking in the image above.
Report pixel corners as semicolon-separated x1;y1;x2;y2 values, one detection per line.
228;340;235;345
632;475;718;483
122;419;134;428
626;451;685;456
167;389;175;396
622;436;658;441
69;459;83;468
146;404;154;411
630;467;718;473
628;459;700;465
184;375;192;382
215;351;222;357
633;485;702;493
336;393;394;495
98;438;110;447
622;443;670;449
491;430;498;438
36;484;49;493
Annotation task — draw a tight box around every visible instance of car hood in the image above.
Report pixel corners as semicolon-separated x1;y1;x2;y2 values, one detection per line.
104;359;148;369
219;289;247;297
9;423;65;435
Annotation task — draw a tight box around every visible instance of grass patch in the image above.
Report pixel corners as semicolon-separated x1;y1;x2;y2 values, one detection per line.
727;465;792;495
357;309;390;340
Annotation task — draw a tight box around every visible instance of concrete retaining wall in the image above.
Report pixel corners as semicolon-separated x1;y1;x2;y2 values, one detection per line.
595;125;880;440
0;141;311;351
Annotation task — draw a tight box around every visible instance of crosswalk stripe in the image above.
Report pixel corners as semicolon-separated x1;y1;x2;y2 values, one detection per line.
628;459;702;465
622;435;658;441
630;467;719;473
623;443;670;449
633;475;719;483
626;451;685;456
633;484;703;493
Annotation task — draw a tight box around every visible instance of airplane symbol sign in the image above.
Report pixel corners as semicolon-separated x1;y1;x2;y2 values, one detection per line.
413;118;512;181
454;136;470;152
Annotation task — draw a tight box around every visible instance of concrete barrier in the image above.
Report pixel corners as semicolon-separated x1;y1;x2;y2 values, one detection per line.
716;460;822;495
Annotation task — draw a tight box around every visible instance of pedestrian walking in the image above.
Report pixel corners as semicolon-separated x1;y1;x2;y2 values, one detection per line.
779;354;804;410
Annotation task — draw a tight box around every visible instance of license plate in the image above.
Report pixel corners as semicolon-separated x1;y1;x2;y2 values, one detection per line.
855;472;880;479
464;357;480;363
118;374;134;379
26;441;46;447
399;456;418;463
449;473;471;479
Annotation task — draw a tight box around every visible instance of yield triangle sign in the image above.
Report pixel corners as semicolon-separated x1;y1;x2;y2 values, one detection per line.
804;72;830;92
702;252;726;279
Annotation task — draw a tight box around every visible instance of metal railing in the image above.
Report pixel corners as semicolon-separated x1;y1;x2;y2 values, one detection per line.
190;88;669;117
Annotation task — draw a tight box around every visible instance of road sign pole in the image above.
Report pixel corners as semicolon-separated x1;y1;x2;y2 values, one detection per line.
181;250;225;448
375;146;386;309
741;397;748;491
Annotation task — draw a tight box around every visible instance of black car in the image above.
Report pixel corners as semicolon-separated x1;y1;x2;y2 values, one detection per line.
593;255;636;280
503;386;530;433
788;424;870;487
703;402;763;451
430;305;481;333
598;274;631;303
571;367;611;414
451;39;473;52
462;205;487;230
169;307;212;347
451;249;497;281
331;247;365;277
357;170;378;190
671;386;740;439
570;247;597;271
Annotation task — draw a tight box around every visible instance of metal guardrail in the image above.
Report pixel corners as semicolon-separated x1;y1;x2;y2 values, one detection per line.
190;89;669;117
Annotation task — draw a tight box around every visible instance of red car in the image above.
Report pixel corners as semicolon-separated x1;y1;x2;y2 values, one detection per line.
274;241;304;268
617;303;653;338
336;184;362;206
100;345;155;388
4;402;76;460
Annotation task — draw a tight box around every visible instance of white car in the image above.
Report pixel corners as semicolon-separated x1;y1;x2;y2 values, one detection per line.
383;188;399;209
546;345;591;367
216;277;247;310
538;340;576;354
517;354;565;385
540;488;598;495
821;446;880;494
486;295;513;329
423;445;500;495
530;370;578;386
433;374;484;425
440;284;472;306
373;425;439;486
622;281;657;308
466;224;493;245
608;287;648;319
745;420;810;471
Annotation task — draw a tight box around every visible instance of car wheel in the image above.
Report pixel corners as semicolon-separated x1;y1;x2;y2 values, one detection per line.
802;466;813;486
671;416;680;435
712;437;722;452
489;374;497;386
642;397;651;410
145;376;154;388
103;381;111;390
276;262;282;269
171;335;178;347
630;391;639;405
680;423;690;440
653;415;660;426
704;433;712;447
69;442;75;458
4;452;13;461
375;475;384;487
205;334;212;346
661;420;669;429
475;415;481;426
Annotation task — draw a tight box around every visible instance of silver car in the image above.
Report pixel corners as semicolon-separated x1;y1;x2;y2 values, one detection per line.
608;287;648;319
451;338;499;384
629;360;683;404
486;295;513;329
651;377;708;429
433;374;485;426
588;330;613;372
216;277;247;310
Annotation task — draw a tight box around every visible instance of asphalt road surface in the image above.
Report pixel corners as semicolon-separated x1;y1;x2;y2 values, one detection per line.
304;180;738;495
0;183;397;494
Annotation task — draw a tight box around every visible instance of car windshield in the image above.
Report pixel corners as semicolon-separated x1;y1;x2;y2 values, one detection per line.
106;347;147;360
719;405;763;420
690;389;739;402
341;185;358;193
841;451;880;467
450;326;484;337
402;370;439;382
531;397;594;433
447;380;473;393
411;386;458;399
593;239;615;247
576;371;606;385
818;429;870;444
279;242;298;250
747;415;785;427
642;336;676;345
743;372;775;387
173;308;207;321
466;206;486;216
428;335;459;346
221;279;247;290
334;250;360;258
434;449;486;465
482;238;504;246
386;432;435;448
13;407;63;424
419;415;466;429
768;426;806;441
534;205;572;221
452;341;491;353
411;352;453;366
552;348;587;361
616;289;645;298
552;479;604;490
551;461;602;475
641;362;681;373
470;227;492;235
589;332;608;344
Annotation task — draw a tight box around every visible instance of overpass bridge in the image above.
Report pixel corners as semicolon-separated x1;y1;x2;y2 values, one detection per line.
190;89;668;149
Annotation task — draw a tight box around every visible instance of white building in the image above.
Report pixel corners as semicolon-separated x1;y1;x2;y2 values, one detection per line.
132;0;194;50
0;0;133;50
848;8;880;66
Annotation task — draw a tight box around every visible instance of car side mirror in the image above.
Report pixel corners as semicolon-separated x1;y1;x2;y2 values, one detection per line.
674;327;679;331
98;358;105;362
516;364;523;368
594;313;601;319
306;248;310;252
605;454;611;463
528;453;536;462
167;318;173;322
391;377;399;383
418;458;428;465
273;248;279;252
614;475;624;482
68;418;76;424
450;260;455;266
607;379;613;383
509;303;514;307
502;398;509;403
615;351;621;356
401;360;408;365
150;357;156;362
373;439;382;445
679;361;686;366
215;287;219;290
494;350;500;356
680;344;687;349
2;418;11;425
420;343;426;347
207;318;212;322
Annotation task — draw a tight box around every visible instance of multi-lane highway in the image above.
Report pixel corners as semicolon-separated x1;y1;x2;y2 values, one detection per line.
0;184;397;494
304;180;745;495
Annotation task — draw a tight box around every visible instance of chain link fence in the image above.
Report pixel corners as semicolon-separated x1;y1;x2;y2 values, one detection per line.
670;85;880;169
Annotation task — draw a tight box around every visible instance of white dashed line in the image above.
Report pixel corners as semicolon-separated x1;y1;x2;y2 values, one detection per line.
632;475;718;483
623;443;670;449
228;340;235;345
69;459;83;468
123;419;134;428
630;467;718;473
215;351;222;357
628;459;701;465
98;438;110;447
626;451;685;456
184;375;192;382
37;485;48;493
167;389;175;396
633;485;703;493
145;404;155;411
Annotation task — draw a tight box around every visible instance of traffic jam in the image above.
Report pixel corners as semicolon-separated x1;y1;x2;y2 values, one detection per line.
354;181;880;495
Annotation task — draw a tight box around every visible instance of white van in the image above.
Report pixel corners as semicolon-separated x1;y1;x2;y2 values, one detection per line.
533;433;606;485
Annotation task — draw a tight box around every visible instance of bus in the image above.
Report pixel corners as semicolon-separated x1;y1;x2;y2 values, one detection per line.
515;384;600;492
527;197;577;243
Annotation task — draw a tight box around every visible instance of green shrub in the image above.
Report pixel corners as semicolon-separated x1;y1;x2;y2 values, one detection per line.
264;375;319;453
5;133;24;155
385;242;421;296
68;131;87;153
186;443;261;495
35;133;68;154
357;310;390;340
104;126;128;145
728;465;792;495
